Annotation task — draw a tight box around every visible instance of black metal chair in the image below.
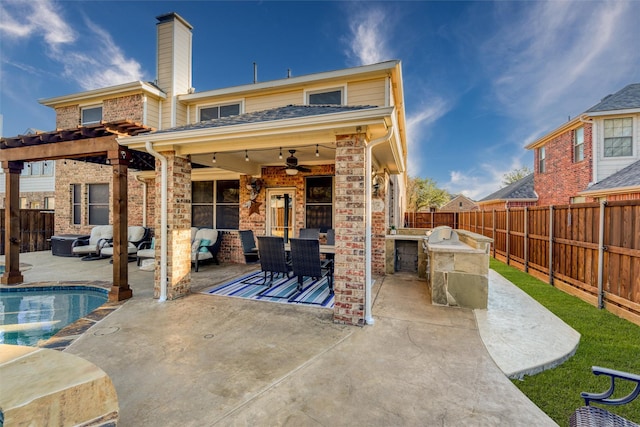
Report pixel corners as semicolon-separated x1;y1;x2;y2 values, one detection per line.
325;228;335;245
238;230;259;263
289;238;333;294
256;236;292;288
299;228;320;240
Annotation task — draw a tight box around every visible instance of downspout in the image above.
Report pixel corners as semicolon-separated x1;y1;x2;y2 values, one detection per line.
145;141;168;302
135;175;147;227
365;125;394;325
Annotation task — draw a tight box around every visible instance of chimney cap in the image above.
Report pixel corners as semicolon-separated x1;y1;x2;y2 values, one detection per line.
156;12;193;30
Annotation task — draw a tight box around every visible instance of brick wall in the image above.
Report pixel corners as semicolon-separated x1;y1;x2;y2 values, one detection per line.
333;134;366;326
54;160;145;235
103;95;144;122
56;105;80;129
535;123;593;206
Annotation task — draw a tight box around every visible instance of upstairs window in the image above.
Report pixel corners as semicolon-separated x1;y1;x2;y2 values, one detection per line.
81;106;102;125
604;118;633;157
574;126;584;162
199;103;241;121
538;147;546;173
307;88;343;105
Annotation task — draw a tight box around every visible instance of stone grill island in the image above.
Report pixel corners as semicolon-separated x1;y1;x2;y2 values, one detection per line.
424;227;492;309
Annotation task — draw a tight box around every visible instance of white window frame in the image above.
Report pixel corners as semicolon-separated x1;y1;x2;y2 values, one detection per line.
304;86;346;106
198;101;243;122
603;117;633;158
81;105;103;125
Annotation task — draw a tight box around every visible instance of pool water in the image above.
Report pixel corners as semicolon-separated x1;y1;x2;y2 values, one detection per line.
0;287;107;346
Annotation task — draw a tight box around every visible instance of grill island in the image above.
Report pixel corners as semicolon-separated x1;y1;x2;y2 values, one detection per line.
423;227;492;309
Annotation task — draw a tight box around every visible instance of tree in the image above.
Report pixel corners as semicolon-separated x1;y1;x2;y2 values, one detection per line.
502;166;532;187
406;176;450;212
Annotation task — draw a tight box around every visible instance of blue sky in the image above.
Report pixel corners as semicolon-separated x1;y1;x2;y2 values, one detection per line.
1;0;639;199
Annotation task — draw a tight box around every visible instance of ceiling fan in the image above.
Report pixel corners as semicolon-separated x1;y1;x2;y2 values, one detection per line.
283;149;310;175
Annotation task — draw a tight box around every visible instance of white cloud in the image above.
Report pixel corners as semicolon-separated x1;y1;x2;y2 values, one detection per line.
344;6;393;65
0;0;75;48
63;20;143;90
405;97;451;178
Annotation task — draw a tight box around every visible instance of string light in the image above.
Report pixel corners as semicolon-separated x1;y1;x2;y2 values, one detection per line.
315;144;320;157
245;150;249;162
279;147;283;160
212;153;216;163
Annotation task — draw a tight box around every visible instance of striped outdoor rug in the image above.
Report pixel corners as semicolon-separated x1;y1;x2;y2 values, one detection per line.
201;270;334;308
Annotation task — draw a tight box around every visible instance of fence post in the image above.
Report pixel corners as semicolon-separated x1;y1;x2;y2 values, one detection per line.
492;210;496;259
506;207;510;265
597;200;606;309
549;205;554;285
524;207;529;273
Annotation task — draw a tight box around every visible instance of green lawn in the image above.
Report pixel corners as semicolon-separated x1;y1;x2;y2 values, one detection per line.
489;258;640;426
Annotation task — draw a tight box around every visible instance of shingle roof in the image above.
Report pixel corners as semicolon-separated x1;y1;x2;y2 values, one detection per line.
583;160;640;192
152;104;378;134
586;83;640;113
479;173;537;202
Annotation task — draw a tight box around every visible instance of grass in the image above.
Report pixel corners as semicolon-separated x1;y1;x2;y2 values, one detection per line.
489;258;640;426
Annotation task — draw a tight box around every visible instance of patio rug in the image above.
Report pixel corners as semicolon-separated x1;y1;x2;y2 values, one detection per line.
201;271;334;308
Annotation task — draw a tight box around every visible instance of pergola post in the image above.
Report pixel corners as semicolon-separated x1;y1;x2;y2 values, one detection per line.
1;161;24;284
108;148;132;302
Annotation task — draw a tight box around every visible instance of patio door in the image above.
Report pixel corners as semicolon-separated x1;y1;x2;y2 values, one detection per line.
267;188;296;242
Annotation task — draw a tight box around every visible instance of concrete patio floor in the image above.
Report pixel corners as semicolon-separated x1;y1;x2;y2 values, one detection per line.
2;251;579;426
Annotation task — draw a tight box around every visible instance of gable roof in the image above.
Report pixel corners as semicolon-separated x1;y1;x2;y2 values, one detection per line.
580;159;640;196
478;174;537;203
585;83;640;113
152;104;377;134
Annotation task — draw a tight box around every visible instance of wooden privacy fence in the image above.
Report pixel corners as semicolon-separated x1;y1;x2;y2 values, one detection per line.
0;210;55;255
457;201;640;326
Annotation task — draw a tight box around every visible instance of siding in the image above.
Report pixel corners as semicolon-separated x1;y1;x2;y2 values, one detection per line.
145;97;160;129
593;115;640;182
246;90;300;113
347;78;386;106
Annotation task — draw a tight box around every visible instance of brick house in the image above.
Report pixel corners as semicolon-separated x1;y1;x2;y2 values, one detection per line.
439;194;478;212
36;13;408;326
476;174;537;211
526;83;640;205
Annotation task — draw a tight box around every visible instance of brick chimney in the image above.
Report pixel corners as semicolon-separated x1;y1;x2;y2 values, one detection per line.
156;12;193;129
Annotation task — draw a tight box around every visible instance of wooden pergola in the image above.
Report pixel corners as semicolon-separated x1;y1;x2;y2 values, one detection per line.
0;121;154;302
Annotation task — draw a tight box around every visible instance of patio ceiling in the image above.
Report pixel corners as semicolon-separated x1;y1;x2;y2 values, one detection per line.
119;105;403;176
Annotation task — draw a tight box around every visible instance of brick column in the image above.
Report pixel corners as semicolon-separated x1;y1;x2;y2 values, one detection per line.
154;152;192;299
333;134;366;325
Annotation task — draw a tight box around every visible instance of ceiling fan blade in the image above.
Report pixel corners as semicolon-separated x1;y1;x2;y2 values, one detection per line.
297;166;311;172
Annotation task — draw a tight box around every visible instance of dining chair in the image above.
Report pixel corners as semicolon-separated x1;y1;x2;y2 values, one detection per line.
238;230;259;263
289;238;333;294
299;228;320;240
256;236;292;288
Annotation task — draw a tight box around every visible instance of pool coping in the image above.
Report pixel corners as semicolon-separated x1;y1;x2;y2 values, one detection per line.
0;281;126;352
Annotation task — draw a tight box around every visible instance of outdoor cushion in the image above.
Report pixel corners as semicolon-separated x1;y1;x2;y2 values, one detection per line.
199;239;212;253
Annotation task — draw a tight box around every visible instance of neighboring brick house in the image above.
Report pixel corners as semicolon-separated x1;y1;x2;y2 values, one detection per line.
34;12;408;326
439;194;478;212
526;83;640;204
477;174;538;211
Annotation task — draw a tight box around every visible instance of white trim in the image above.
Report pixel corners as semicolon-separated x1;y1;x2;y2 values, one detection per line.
197;100;244;121
266;188;296;239
587;108;640;117
38;81;166;106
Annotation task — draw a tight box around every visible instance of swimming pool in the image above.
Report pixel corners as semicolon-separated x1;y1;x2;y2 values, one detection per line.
0;286;108;346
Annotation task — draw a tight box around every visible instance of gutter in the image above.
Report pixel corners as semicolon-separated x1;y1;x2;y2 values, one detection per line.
365;125;394;325
145;141;168;302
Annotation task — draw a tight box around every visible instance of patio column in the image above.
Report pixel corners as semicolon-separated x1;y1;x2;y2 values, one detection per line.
2;161;24;285
333;133;367;326
108;148;132;302
154;151;192;299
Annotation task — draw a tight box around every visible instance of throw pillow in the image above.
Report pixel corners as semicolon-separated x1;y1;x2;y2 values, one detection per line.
199;239;211;253
150;237;155;249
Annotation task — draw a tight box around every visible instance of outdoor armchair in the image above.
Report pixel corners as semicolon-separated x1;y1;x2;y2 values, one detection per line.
299;228;320;240
191;228;223;272
100;226;150;260
71;225;113;259
570;366;640;426
288;238;333;294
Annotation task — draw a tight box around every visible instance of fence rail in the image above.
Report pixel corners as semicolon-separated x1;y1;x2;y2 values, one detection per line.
0;210;55;255
406;202;640;326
